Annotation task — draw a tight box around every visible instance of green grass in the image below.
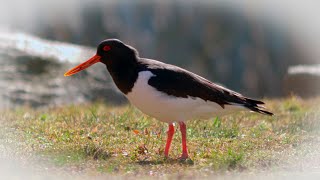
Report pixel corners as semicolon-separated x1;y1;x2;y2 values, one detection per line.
0;96;319;177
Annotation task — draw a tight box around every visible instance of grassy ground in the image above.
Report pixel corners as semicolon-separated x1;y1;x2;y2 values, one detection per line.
0;96;319;178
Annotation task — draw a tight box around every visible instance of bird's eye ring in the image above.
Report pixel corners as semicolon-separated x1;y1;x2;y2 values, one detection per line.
103;45;111;51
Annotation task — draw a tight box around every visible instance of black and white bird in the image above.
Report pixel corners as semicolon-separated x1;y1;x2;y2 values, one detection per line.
64;39;273;159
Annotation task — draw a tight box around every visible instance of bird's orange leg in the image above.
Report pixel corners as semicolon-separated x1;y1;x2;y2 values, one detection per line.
164;123;175;157
179;122;189;159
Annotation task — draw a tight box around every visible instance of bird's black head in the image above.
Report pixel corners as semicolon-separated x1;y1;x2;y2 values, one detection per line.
96;39;139;65
64;39;139;76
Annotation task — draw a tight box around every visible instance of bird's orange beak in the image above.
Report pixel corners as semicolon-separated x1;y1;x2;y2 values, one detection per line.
64;55;101;76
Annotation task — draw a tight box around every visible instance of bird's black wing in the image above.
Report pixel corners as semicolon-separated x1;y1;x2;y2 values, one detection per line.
141;59;273;116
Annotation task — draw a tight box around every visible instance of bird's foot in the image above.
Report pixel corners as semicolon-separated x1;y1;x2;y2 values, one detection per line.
178;154;193;164
179;153;189;160
164;154;169;159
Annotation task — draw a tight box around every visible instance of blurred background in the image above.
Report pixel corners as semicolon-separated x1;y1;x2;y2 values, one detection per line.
0;0;319;108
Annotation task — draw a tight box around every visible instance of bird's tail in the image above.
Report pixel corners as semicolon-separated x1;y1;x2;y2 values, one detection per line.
242;98;273;116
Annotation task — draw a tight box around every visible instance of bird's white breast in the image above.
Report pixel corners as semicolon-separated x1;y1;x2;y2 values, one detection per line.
126;71;241;123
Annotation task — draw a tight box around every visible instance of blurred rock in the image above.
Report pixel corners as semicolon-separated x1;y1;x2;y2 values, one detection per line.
0;32;126;108
284;65;320;98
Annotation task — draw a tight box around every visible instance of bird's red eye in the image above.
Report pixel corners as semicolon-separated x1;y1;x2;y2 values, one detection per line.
103;45;111;51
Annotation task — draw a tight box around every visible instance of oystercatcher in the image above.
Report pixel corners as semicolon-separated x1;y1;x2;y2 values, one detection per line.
64;39;273;159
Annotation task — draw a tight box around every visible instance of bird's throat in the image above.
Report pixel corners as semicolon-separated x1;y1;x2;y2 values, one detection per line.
106;61;139;94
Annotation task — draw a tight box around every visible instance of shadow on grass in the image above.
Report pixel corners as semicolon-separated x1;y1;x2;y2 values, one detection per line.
137;158;194;166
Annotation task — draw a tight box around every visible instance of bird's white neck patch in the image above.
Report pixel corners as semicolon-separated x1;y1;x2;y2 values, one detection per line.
134;71;156;85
